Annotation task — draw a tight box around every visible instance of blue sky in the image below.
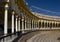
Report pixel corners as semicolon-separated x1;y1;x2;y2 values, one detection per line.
25;0;60;16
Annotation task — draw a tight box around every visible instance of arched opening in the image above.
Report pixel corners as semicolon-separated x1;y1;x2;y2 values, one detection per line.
50;23;52;28
53;23;55;28
45;23;47;28
42;22;44;28
39;22;41;28
48;23;49;27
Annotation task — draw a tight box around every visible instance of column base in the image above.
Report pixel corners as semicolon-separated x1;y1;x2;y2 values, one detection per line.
22;30;25;33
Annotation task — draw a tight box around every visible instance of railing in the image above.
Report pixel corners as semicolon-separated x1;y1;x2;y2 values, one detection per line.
0;31;22;42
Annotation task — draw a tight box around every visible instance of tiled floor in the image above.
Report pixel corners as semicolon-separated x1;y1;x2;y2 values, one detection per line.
27;31;60;42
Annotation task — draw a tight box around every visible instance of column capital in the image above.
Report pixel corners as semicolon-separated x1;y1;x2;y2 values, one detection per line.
22;18;24;21
5;2;10;8
41;20;43;22
52;21;54;23
5;3;9;7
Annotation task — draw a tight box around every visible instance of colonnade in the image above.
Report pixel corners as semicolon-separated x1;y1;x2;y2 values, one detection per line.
1;0;60;42
3;0;60;36
4;0;39;35
38;20;60;29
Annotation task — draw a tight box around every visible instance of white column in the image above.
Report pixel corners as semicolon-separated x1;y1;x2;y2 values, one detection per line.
55;22;56;28
38;20;40;29
52;21;53;29
35;21;36;29
4;3;9;35
18;18;20;31
12;11;14;33
28;18;30;30
15;15;18;32
56;22;57;27
35;22;37;29
36;22;38;29
22;18;24;33
30;20;31;30
44;21;46;28
34;21;35;29
47;21;48;28
49;22;51;28
49;21;51;28
25;20;27;30
28;22;29;29
57;22;59;28
32;20;33;30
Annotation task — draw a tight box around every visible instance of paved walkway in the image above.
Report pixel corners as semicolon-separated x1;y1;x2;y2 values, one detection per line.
18;31;41;42
27;31;60;42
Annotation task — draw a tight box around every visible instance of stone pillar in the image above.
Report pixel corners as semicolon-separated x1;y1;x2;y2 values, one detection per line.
49;21;51;29
28;19;29;30
56;22;57;27
4;2;9;35
12;11;15;33
37;22;38;29
55;22;56;28
41;20;43;28
15;15;18;32
34;21;36;30
29;19;31;30
35;21;37;29
22;18;24;33
28;19;30;30
35;22;37;29
18;17;20;31
37;21;39;29
34;21;35;29
58;22;59;27
30;20;31;30
25;20;27;30
58;22;60;28
35;21;36;29
32;20;33;30
44;20;46;29
36;21;37;29
31;20;32;30
52;21;53;29
57;22;59;29
55;22;58;29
